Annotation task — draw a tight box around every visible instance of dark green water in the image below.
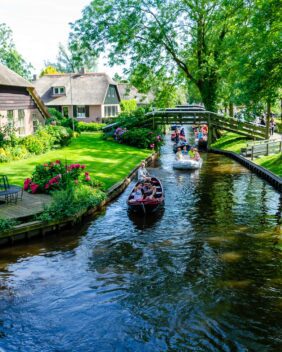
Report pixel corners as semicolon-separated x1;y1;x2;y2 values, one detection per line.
0;138;281;352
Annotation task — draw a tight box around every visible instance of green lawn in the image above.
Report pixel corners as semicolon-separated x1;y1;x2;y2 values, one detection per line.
0;133;152;189
255;153;282;177
211;132;249;153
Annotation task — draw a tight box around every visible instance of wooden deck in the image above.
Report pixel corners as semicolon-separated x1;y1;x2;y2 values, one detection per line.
0;192;52;220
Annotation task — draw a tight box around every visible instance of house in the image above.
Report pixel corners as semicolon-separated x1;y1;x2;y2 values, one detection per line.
0;64;49;136
117;83;154;107
34;72;121;122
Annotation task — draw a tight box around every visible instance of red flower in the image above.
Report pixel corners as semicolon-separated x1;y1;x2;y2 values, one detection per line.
43;163;48;167
45;183;50;189
55;160;61;164
81;165;86;169
85;175;91;182
30;183;39;194
85;172;89;176
23;178;31;190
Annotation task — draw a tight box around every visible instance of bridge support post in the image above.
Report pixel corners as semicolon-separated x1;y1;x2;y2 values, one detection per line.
207;114;212;149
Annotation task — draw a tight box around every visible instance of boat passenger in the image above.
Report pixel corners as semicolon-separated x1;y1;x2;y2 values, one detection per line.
182;146;189;158
176;147;183;160
194;148;201;161
129;184;144;202
138;162;151;182
180;127;185;136
188;147;196;159
143;182;157;199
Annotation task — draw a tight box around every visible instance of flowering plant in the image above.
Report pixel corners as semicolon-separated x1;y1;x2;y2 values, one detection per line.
23;160;101;194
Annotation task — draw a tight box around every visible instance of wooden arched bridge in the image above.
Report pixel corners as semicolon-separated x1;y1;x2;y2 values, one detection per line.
144;105;267;144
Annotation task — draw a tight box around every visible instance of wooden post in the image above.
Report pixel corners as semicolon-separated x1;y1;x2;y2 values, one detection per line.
229;102;234;117
207;114;212;148
280;141;282;152
266;142;269;156
266;100;270;140
251;146;254;160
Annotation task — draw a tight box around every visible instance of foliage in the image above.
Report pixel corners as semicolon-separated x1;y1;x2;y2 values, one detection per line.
40;66;60;77
0;133;152;190
24;160;100;194
77;122;106;132
120;99;137;113
211;132;249;154
47;108;79;131
115;107;151;130
0;218;18;234
0;23;33;79
45;42;97;73
120;128;163;150
37;184;106;222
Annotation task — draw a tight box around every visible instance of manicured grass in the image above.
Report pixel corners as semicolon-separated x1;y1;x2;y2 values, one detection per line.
0;133;152;189
211;132;249;153
255;153;282;177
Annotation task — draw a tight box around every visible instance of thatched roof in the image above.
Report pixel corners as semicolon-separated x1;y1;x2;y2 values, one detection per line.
34;73;119;106
0;63;33;88
117;83;154;105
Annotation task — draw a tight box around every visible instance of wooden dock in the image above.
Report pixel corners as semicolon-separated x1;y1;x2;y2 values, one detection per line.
0;192;52;220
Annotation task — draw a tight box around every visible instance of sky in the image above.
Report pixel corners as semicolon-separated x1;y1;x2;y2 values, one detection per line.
0;0;123;76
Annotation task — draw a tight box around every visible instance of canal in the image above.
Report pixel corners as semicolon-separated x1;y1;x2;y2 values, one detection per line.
0;136;281;352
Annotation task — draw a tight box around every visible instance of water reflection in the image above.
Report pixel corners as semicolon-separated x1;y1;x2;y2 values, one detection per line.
0;133;281;351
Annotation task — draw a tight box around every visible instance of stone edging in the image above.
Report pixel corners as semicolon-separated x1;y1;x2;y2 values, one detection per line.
210;148;282;192
0;153;159;247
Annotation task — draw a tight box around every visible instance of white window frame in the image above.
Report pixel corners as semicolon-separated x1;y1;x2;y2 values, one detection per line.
32;113;40;133
77;105;86;118
104;105;119;117
52;86;65;95
18;109;25;136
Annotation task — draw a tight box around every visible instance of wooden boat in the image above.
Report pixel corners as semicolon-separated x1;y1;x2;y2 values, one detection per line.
127;177;164;214
173;158;203;170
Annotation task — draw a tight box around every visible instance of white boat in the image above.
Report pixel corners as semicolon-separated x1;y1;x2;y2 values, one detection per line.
173;158;203;170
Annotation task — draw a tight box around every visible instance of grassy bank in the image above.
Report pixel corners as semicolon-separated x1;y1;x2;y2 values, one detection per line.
0;133;152;189
211;132;282;178
210;132;249;153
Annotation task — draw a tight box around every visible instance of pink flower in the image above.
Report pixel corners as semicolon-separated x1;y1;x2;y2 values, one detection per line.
150;143;155;149
45;183;50;189
85;172;89;176
74;179;78;184
43;163;48;167
30;183;39;194
81;165;86;169
85;175;91;182
23;178;31;190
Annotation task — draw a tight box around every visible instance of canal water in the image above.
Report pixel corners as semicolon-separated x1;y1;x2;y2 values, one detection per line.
0;135;281;352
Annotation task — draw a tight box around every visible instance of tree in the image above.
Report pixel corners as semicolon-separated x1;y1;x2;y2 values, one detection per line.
0;23;33;79
40;65;60;77
46;42;98;73
70;0;248;111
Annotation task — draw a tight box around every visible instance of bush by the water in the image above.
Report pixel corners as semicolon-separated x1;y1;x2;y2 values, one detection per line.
119;128;163;150
0;125;74;163
38;184;106;222
0;218;18;233
77;122;106;132
24;160;104;194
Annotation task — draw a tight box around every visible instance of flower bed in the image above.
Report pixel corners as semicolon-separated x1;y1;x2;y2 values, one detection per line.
24;160;103;194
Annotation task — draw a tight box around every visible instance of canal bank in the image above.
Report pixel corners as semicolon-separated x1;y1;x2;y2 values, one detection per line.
0;153;159;246
0;137;281;352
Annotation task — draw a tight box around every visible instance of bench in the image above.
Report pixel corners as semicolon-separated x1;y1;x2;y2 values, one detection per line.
0;175;23;204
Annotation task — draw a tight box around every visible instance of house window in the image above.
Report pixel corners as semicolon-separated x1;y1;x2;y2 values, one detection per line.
18;109;25;136
52;87;65;95
62;106;69;117
7;110;14;127
77;106;86;118
104;105;119;117
32;113;40;133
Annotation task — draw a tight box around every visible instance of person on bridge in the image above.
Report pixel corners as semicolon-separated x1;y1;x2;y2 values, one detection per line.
138;162;151;182
270;118;276;135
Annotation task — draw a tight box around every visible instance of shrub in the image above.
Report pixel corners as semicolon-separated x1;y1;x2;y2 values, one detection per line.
120;128;164;150
0;218;18;233
77;122;106;132
21;135;45;154
44;125;73;146
37;184;106;222
4;145;30;160
120;99;137;113
24;160;104;194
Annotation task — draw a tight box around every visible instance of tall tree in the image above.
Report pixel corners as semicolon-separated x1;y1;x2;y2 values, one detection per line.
46;42;97;73
70;0;246;111
0;23;33;79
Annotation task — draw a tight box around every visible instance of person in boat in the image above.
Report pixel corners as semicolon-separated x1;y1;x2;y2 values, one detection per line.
194;148;201;161
180;127;185;136
129;183;144;202
176;147;183;160
182;145;189;158
189;147;200;161
174;129;180;144
138;161;151;182
143;182;157;199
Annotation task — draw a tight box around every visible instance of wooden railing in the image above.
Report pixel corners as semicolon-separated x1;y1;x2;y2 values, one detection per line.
241;139;282;160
